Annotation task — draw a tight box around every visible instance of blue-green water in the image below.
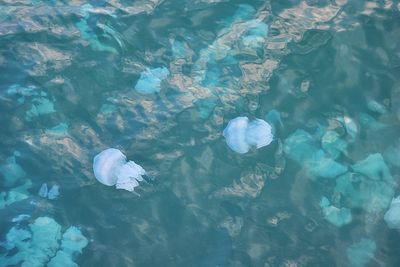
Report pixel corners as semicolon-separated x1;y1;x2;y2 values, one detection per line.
1;0;400;266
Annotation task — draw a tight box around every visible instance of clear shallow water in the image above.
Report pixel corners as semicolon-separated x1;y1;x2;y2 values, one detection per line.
1;0;400;266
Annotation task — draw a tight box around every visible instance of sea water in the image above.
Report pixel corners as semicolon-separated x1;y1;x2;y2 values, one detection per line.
1;1;400;266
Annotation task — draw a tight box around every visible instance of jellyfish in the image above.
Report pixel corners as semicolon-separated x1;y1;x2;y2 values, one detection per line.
38;183;48;198
48;185;60;200
384;197;400;229
134;67;170;94
346;238;376;267
38;183;59;200
93;148;147;192
223;117;273;154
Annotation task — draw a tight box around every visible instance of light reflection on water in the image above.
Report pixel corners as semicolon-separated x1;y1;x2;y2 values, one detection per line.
1;0;400;266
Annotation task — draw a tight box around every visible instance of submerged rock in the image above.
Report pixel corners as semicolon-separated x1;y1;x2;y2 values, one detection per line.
46;123;69;136
334;154;395;213
384;197;400;229
352;153;393;183
321;130;347;159
0;180;32;209
335;115;358;140
384;141;400;167
0;217;88;267
48;226;88;267
283;129;347;179
367;99;387;114
346;238;376;267
223;117;273;154
25;97;56;121
320;196;352;227
134;67;170;94
0;152;26;187
38;183;60;200
93;148;146;192
0;217;62;267
242;21;268;48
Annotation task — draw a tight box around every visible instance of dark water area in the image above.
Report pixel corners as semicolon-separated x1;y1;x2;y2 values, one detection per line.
1;0;400;266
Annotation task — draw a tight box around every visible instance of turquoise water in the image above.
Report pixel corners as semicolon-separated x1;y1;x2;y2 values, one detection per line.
1;0;400;266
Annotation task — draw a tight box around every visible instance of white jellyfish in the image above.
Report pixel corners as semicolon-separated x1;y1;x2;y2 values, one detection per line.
384;196;400;229
38;183;60;200
93;148;146;192
223;117;273;154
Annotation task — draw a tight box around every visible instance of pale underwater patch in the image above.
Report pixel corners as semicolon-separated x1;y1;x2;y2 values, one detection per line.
384;196;400;229
6;84;40;104
223;117;273;154
45;123;69;136
283;129;347;179
346;238;376;267
100;103;118;115
241;20;268;48
0;216;62;267
335;115;358;141
0;151;26;187
319;196;352;227
367;99;387;114
38;183;60;200
5;84;56;121
25;97;56;121
134;67;170;94
75;5;118;54
0;180;32;209
0;217;88;267
265;109;283;135
358;112;386;131
334;154;395;214
0;152;32;209
383;140;400;167
321;130;347;159
93;148;147;192
48;226;89;267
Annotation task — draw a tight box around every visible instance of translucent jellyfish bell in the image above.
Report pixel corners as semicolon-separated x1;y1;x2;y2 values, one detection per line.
93;148;146;192
223;117;273;154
